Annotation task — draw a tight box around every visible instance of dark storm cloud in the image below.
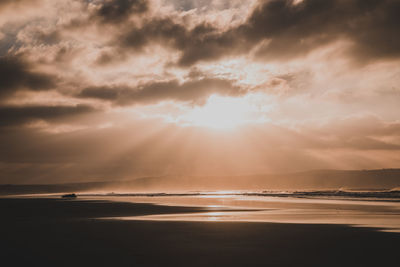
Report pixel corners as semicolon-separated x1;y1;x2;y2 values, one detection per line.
78;78;243;105
112;0;400;66
0;56;56;100
0;104;96;127
94;0;148;23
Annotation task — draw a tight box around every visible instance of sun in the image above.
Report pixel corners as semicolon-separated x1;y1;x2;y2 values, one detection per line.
176;94;270;130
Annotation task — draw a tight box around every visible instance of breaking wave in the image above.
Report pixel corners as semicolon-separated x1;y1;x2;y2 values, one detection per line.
83;188;400;201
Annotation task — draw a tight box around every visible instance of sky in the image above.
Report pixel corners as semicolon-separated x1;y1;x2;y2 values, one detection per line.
1;0;400;184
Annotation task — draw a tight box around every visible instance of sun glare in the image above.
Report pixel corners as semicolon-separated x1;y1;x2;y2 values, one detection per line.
177;94;270;130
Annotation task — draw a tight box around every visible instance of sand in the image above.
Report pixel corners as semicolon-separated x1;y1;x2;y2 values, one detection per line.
1;197;399;267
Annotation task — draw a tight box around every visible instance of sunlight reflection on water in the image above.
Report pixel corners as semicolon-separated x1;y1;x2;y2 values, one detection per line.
93;194;400;233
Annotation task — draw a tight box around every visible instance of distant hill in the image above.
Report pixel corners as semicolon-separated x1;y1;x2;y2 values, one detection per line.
1;169;400;195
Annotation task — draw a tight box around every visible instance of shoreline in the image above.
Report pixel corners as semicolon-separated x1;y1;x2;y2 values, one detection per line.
1;197;400;267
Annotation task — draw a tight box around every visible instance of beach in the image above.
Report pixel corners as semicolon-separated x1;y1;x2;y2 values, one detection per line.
1;196;400;267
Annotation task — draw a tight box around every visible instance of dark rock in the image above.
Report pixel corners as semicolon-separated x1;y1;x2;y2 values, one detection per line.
61;193;77;198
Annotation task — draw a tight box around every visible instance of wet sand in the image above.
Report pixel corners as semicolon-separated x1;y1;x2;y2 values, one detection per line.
1;197;399;267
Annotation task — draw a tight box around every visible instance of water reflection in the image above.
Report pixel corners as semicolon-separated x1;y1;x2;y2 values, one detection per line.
99;194;400;233
205;212;224;221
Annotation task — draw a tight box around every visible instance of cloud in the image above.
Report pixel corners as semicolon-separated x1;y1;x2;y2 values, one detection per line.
0;0;34;9
94;0;148;24
108;0;400;66
78;77;244;105
0;56;56;100
3;0;400;68
0;0;399;183
300;115;400;151
244;0;400;63
0;104;96;127
113;17;242;66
